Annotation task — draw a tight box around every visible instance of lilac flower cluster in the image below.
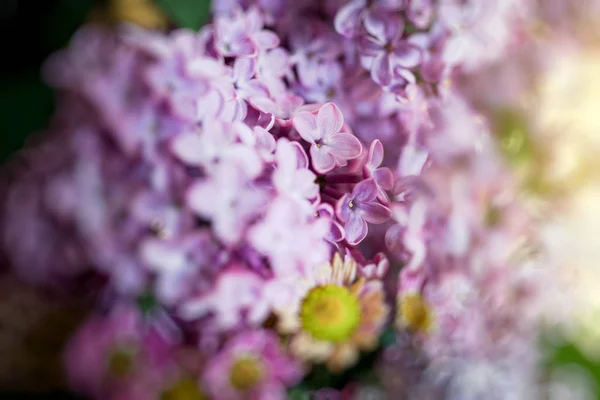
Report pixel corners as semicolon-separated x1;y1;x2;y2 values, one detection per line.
0;0;543;398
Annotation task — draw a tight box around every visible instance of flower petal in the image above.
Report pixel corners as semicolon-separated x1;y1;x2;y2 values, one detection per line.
252;30;280;51
353;178;378;202
171;133;203;165
360;202;391;224
310;145;336;174
367;139;384;170
345;214;368;246
392;42;422;68
233;57;256;82
334;0;364;38
326;132;363;160
371;52;393;87
317;103;344;138
373;167;394;190
336;194;354;222
293;111;320;142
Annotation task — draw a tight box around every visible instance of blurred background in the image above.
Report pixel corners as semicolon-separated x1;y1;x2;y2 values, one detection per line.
0;2;208;397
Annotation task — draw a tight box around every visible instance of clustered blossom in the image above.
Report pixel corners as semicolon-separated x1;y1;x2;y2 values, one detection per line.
0;0;548;399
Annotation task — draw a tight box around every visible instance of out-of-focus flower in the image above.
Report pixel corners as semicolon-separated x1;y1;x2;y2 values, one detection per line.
203;330;304;400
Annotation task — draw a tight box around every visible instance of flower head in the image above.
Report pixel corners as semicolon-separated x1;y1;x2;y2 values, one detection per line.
337;178;392;246
275;254;389;372
293;103;362;174
203;330;304;400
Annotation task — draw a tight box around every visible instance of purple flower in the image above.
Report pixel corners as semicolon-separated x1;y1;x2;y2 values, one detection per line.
315;203;345;243
336;178;391;246
292;102;362;173
250;197;330;276
203;330;304;400
364;139;394;204
334;0;406;38
171;120;263;177
214;7;279;57
138;232;217;305
230;57;271;119
187;165;267;245
407;0;434;29
273;138;319;209
180;268;269;329
358;12;422;89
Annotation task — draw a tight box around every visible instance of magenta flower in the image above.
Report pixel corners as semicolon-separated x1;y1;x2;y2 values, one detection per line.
336;178;391;246
364;139;394;204
358;12;422;88
292;102;362;174
203;330;304;400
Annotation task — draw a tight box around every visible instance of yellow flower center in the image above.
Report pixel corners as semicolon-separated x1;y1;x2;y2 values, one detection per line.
230;356;264;391
300;284;361;343
398;294;433;334
107;348;135;377
161;377;207;400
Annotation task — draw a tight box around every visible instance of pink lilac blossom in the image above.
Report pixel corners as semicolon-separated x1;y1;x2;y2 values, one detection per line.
0;1;546;399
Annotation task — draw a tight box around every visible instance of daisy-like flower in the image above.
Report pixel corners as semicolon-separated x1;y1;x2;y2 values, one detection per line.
203;330;304;400
275;253;389;372
396;292;435;335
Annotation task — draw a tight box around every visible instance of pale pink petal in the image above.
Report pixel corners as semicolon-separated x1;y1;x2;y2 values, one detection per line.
292;111;320;142
171;133;203;165
392;42;422;68
334;0;364;38
326;132;363;160
353;178;378;202
336;194;354;222
187;181;214;217
317;103;344;138
373;167;394;190
360;202;391;224
310;145;336;173
345;214;368;246
233;57;256;82
291;141;309;169
371;52;393;86
252;30;280;50
367;139;384;170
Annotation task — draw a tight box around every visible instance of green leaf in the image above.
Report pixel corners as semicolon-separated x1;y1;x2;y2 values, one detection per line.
153;0;211;30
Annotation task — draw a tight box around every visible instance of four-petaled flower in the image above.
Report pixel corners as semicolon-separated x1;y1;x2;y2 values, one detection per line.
293;102;362;174
359;12;422;89
337;178;391;246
